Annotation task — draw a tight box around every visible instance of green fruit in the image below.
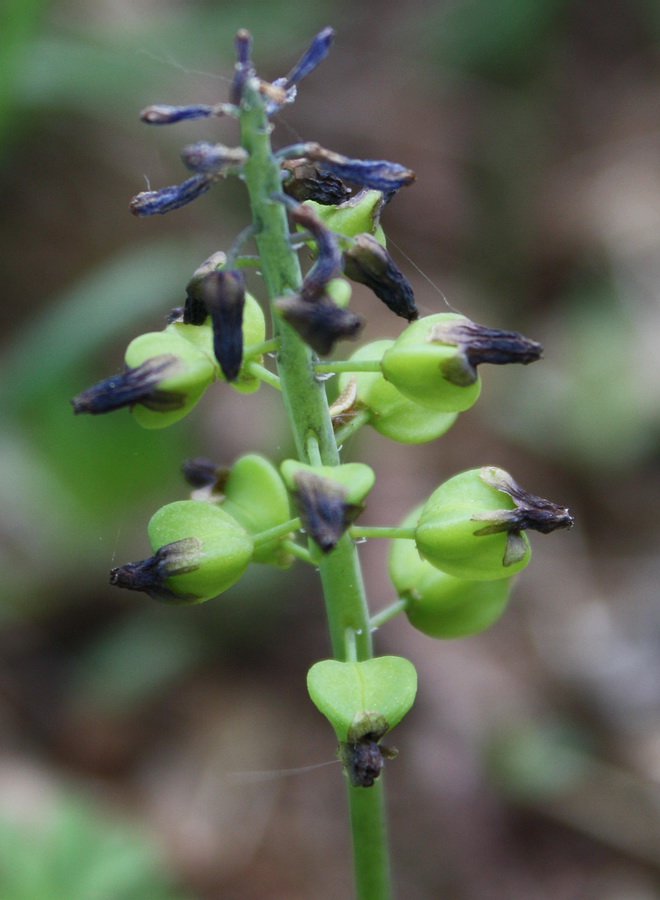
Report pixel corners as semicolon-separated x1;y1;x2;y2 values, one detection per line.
415;468;532;580
306;656;417;741
124;331;216;429
220;454;293;568
338;340;457;443
389;506;512;637
304;190;387;243
381;314;482;412
147;500;253;603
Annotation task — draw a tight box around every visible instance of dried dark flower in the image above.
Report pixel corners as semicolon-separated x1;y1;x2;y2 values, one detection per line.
276;293;363;356
109;538;202;603
180;142;247;174
71;356;186;414
130;174;214;216
282;159;351;205
189;269;246;382
291;470;364;552
343;233;418;320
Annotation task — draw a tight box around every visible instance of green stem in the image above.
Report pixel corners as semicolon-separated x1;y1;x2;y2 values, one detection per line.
239;77;391;900
350;526;417;541
370;598;409;630
334;409;373;446
246;360;281;390
252;517;301;548
314;359;382;374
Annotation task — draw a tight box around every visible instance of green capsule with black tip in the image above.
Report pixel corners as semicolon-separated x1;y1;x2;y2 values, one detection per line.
123;331;217;429
303;189;387;244
147;500;253;603
415;468;533;580
337;340;457;443
389;505;512;637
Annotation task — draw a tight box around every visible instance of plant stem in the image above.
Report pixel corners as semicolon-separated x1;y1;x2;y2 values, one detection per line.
314;359;382;374
239;76;392;900
350;526;417;541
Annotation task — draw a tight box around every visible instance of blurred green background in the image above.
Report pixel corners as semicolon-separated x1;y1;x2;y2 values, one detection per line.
2;0;660;897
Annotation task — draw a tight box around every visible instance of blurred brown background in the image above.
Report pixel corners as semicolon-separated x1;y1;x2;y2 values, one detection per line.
2;0;660;897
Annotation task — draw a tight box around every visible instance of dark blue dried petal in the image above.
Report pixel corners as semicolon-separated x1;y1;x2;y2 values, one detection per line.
194;270;246;382
181;141;247;174
139;104;216;124
292;470;363;553
283;26;335;88
305;144;415;192
276;293;362;356
343;233;418;320
130;174;213;216
71;356;185;414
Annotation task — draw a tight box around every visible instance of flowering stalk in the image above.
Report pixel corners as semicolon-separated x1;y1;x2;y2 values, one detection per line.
238;71;392;899
73;27;573;900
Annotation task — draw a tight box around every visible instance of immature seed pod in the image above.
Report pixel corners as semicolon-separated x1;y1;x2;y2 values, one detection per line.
381;314;542;413
303;190;387;244
123;331;217;429
110;500;253;604
389;506;512;637
415;467;573;580
218;454;294;568
337;340;457;443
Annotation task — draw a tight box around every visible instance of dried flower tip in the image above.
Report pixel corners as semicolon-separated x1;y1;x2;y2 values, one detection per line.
282;26;335;89
71;355;186;414
338;736;385;788
194;270;246;382
139;104;215;124
343;233;418;320
475;467;574;537
230;29;254;105
183;252;227;324
109;537;202;603
281;159;351;205
180;142;248;174
276;293;363;356
302;143;415;192
181;457;227;490
425;319;543;387
292;470;364;553
130;174;213;216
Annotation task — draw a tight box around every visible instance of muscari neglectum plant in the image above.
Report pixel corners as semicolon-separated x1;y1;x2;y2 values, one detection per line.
73;28;574;899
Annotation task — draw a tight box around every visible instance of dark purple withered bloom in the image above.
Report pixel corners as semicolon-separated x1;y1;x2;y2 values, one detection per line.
282;159;351;206
337;712;398;788
140;104;218;124
109;538;202;603
71;356;186;414
181;457;229;492
291;470;364;553
343;233;418;321
186;269;246;382
278;143;415;193
130;174;214;216
276;293;363;356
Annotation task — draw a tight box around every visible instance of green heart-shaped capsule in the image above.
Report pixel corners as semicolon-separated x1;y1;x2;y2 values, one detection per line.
307;656;417;741
220;454;293;568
